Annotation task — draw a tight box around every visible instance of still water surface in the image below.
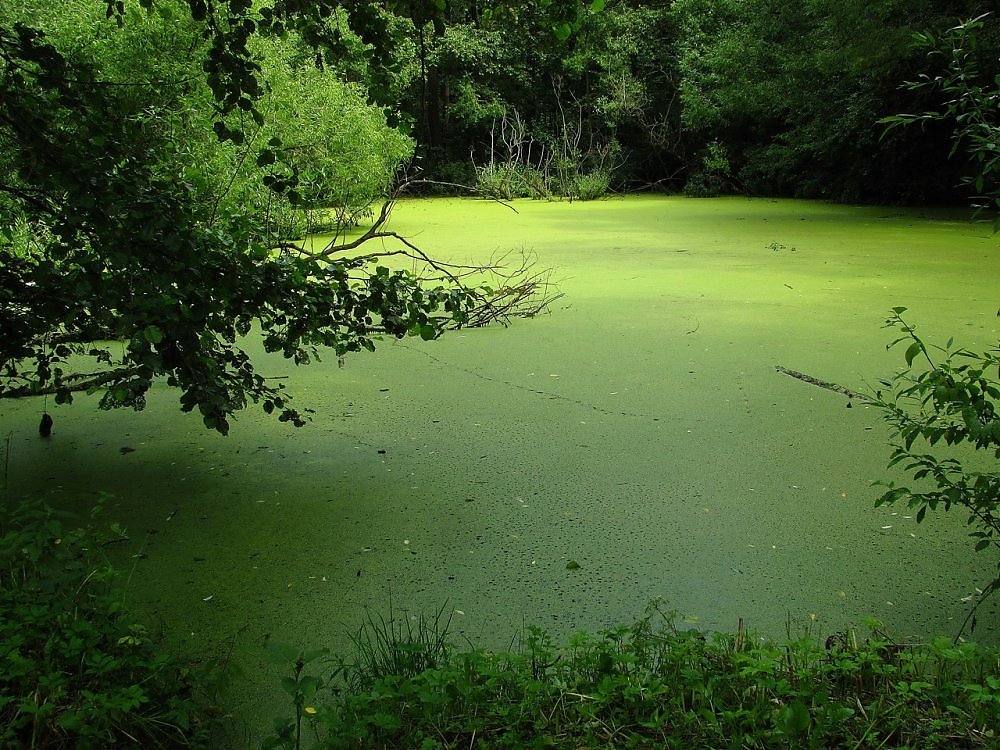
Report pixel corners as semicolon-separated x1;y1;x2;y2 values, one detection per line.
4;196;999;743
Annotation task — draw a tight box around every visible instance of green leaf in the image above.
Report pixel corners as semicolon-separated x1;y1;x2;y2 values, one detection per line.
280;676;298;696
298;675;320;699
552;23;572;41
419;323;436;341
904;341;923;367
256;149;276;167
372;712;402;731
780;701;811;735
143;325;164;345
591;0;606;11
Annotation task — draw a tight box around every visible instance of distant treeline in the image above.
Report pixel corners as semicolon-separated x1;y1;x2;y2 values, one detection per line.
351;0;999;203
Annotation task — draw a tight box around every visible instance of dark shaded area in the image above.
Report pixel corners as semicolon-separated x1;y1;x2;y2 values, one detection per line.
369;0;999;204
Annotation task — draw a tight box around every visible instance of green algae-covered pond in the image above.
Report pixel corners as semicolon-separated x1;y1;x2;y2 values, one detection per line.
4;195;999;740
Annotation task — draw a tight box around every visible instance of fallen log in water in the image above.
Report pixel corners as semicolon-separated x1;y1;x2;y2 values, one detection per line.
774;365;874;404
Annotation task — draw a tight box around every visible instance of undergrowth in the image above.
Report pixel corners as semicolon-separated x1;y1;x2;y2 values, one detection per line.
266;600;1000;749
0;499;212;749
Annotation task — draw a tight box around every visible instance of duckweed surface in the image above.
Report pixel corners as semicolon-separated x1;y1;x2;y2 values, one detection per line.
4;196;999;742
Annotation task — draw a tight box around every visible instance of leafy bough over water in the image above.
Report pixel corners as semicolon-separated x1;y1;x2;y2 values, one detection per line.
873;308;1000;638
0;3;561;435
880;13;1000;231
872;13;1000;640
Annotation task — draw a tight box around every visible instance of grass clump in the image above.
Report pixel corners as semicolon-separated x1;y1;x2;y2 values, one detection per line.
475;162;550;201
0;499;211;749
270;600;1000;749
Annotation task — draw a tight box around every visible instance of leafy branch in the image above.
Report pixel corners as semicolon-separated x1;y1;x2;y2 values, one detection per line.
880;13;1000;229
872;308;1000;638
0;4;562;435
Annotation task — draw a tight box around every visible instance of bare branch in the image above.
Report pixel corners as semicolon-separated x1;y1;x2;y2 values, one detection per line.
455;248;564;328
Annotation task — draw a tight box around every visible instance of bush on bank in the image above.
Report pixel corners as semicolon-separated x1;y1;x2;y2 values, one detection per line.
267;602;1000;750
0;499;210;749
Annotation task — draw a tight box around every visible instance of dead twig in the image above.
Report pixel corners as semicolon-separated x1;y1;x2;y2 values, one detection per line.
775;365;873;403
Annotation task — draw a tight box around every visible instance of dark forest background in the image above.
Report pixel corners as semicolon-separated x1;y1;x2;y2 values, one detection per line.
354;0;999;204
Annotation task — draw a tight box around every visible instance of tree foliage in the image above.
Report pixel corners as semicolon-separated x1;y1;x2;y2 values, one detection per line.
882;12;1000;226
873;15;1000;636
0;0;560;434
670;0;990;201
875;311;1000;637
383;0;998;202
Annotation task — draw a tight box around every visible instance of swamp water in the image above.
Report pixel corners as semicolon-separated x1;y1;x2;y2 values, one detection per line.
4;195;1000;743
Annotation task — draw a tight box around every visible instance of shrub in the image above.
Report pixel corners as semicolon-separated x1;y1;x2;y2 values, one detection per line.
683;139;733;197
266;600;1000;749
0;499;209;749
570;169;612;201
874;308;1000;635
431;160;477;194
475;162;549;200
